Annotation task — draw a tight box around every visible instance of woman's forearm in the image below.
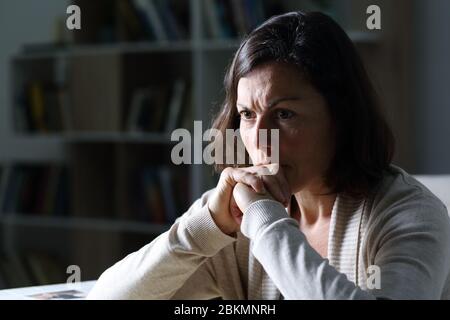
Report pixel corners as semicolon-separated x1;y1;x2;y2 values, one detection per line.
241;200;375;299
87;202;236;299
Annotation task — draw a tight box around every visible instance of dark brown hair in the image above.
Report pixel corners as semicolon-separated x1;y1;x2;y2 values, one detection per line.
211;11;395;197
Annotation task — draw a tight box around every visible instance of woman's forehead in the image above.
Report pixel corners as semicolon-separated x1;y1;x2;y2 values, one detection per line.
237;64;310;103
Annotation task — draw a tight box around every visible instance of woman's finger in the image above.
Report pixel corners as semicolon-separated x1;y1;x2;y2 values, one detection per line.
272;166;291;202
223;168;266;194
240;163;278;176
259;164;290;203
234;171;266;194
230;164;290;205
260;174;288;205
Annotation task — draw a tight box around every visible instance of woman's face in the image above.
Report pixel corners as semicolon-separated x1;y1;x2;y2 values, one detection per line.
236;62;335;193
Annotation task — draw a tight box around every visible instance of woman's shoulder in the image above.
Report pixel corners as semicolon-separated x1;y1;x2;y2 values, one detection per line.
367;164;449;229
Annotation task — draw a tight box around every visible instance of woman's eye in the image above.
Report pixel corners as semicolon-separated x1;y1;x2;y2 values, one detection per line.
239;110;254;119
276;109;295;120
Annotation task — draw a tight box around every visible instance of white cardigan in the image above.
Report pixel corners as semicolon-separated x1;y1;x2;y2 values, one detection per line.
87;165;450;299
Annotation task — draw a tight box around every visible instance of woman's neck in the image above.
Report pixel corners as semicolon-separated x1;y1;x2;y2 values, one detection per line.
290;188;336;227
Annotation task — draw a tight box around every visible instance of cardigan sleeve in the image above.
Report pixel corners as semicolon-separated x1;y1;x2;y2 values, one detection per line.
241;198;450;300
87;190;236;299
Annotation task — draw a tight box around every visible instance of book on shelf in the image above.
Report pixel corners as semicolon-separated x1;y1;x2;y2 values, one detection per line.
126;88;154;132
204;0;224;39
0;251;67;290
126;79;191;134
155;0;184;41
118;0;152;42
179;85;194;132
23;252;67;286
131;166;190;224
158;167;178;223
29;83;47;132
128;0;189;42
0;165;70;217
142;168;166;224
0;265;6;289
133;0;168;41
127;85;169;133
217;0;238;38
19;0;190;45
0;252;33;289
164;78;187;132
230;0;250;36
14;81;71;134
0;166;6;214
132;167;160;223
203;0;269;39
1;167;23;216
202;0;340;40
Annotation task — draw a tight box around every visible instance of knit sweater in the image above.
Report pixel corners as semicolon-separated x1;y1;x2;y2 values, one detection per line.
87;165;450;299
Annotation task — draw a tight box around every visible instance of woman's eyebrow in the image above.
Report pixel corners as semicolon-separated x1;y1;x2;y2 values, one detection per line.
237;97;302;109
268;97;302;108
236;104;251;110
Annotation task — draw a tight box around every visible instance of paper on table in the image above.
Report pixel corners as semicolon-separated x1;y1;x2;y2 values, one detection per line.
0;280;96;300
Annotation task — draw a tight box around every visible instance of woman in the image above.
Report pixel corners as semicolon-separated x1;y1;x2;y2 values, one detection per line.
88;11;450;299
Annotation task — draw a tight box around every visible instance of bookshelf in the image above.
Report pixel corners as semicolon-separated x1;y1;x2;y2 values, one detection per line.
1;0;411;288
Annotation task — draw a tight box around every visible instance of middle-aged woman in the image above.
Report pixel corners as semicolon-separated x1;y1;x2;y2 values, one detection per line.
88;11;450;299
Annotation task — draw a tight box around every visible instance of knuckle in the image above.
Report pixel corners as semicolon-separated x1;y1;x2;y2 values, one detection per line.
222;167;233;176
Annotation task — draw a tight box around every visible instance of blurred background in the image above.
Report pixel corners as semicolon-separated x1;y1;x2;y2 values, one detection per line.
0;0;449;289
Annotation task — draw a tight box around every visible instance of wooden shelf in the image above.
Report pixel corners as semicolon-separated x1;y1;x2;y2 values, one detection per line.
12;132;178;144
64;132;176;143
347;30;381;43
13;41;195;60
0;213;171;234
10;135;66;144
12;30;381;61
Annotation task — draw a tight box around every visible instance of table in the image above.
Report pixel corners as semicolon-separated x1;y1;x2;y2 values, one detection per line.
0;280;96;300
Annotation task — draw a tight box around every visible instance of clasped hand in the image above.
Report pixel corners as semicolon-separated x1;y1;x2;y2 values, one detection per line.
208;164;291;235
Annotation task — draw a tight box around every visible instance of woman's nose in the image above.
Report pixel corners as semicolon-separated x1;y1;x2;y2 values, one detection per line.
254;118;275;155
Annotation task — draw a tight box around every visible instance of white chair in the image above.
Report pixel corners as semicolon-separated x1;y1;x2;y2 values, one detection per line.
414;175;450;212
